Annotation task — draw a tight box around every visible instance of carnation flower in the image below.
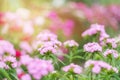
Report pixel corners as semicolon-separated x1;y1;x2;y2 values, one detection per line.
82;24;110;43
63;40;79;48
84;42;102;53
36;30;57;41
0;40;15;56
27;59;54;80
4;56;18;68
106;38;117;48
20;41;33;54
38;46;57;55
85;60;118;74
82;24;105;37
21;74;31;80
62;63;82;74
20;55;33;65
0;61;7;68
100;38;117;48
103;49;119;58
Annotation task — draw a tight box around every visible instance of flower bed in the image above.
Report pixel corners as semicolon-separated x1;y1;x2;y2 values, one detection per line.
0;23;120;80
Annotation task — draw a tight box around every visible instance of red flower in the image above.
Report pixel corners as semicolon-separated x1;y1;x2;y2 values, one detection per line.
15;50;21;58
18;73;24;79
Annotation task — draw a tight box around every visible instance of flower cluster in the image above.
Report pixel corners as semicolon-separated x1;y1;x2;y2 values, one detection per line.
63;40;79;48
0;40;15;56
103;49;119;58
36;30;57;41
0;40;17;69
19;41;33;54
33;30;62;55
20;55;54;79
20;74;31;80
1;10;120;80
85;60;118;74
27;58;54;80
83;42;102;53
82;24;109;39
106;38;117;48
62;63;82;74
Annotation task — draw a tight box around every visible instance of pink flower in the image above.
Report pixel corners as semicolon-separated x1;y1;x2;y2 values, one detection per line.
21;74;31;80
64;40;79;47
106;38;117;48
92;65;101;74
27;59;54;80
20;41;33;54
0;61;7;68
0;40;15;56
82;24;105;37
62;63;82;74
20;55;33;65
104;49;119;58
85;60;118;74
36;30;57;41
84;42;102;53
82;24;109;42
38;46;57;55
37;40;62;55
99;32;109;41
4;56;17;68
22;21;34;35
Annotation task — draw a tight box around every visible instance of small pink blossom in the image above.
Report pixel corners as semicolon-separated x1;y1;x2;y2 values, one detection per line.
84;42;102;53
37;30;57;41
64;40;79;47
106;38;117;48
82;24;105;37
38;46;57;55
62;63;82;74
104;49;119;58
27;59;54;80
20;55;33;65
21;74;31;80
20;41;33;54
4;56;17;68
85;60;118;74
0;61;7;68
0;40;15;56
92;65;101;74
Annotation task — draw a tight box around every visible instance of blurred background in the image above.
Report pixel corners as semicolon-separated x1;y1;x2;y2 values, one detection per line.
0;0;120;45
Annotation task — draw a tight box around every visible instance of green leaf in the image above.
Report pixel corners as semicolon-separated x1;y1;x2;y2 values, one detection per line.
72;56;84;59
0;68;12;80
10;73;19;80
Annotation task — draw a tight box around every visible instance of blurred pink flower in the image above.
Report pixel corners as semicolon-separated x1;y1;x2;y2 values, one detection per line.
104;49;119;58
27;58;54;80
92;65;101;74
0;40;15;56
20;41;33;54
38;46;57;55
20;55;33;65
21;74;31;80
84;42;102;53
64;40;79;48
82;24;108;38
106;38;117;48
37;30;57;41
62;63;82;74
85;60;118;74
